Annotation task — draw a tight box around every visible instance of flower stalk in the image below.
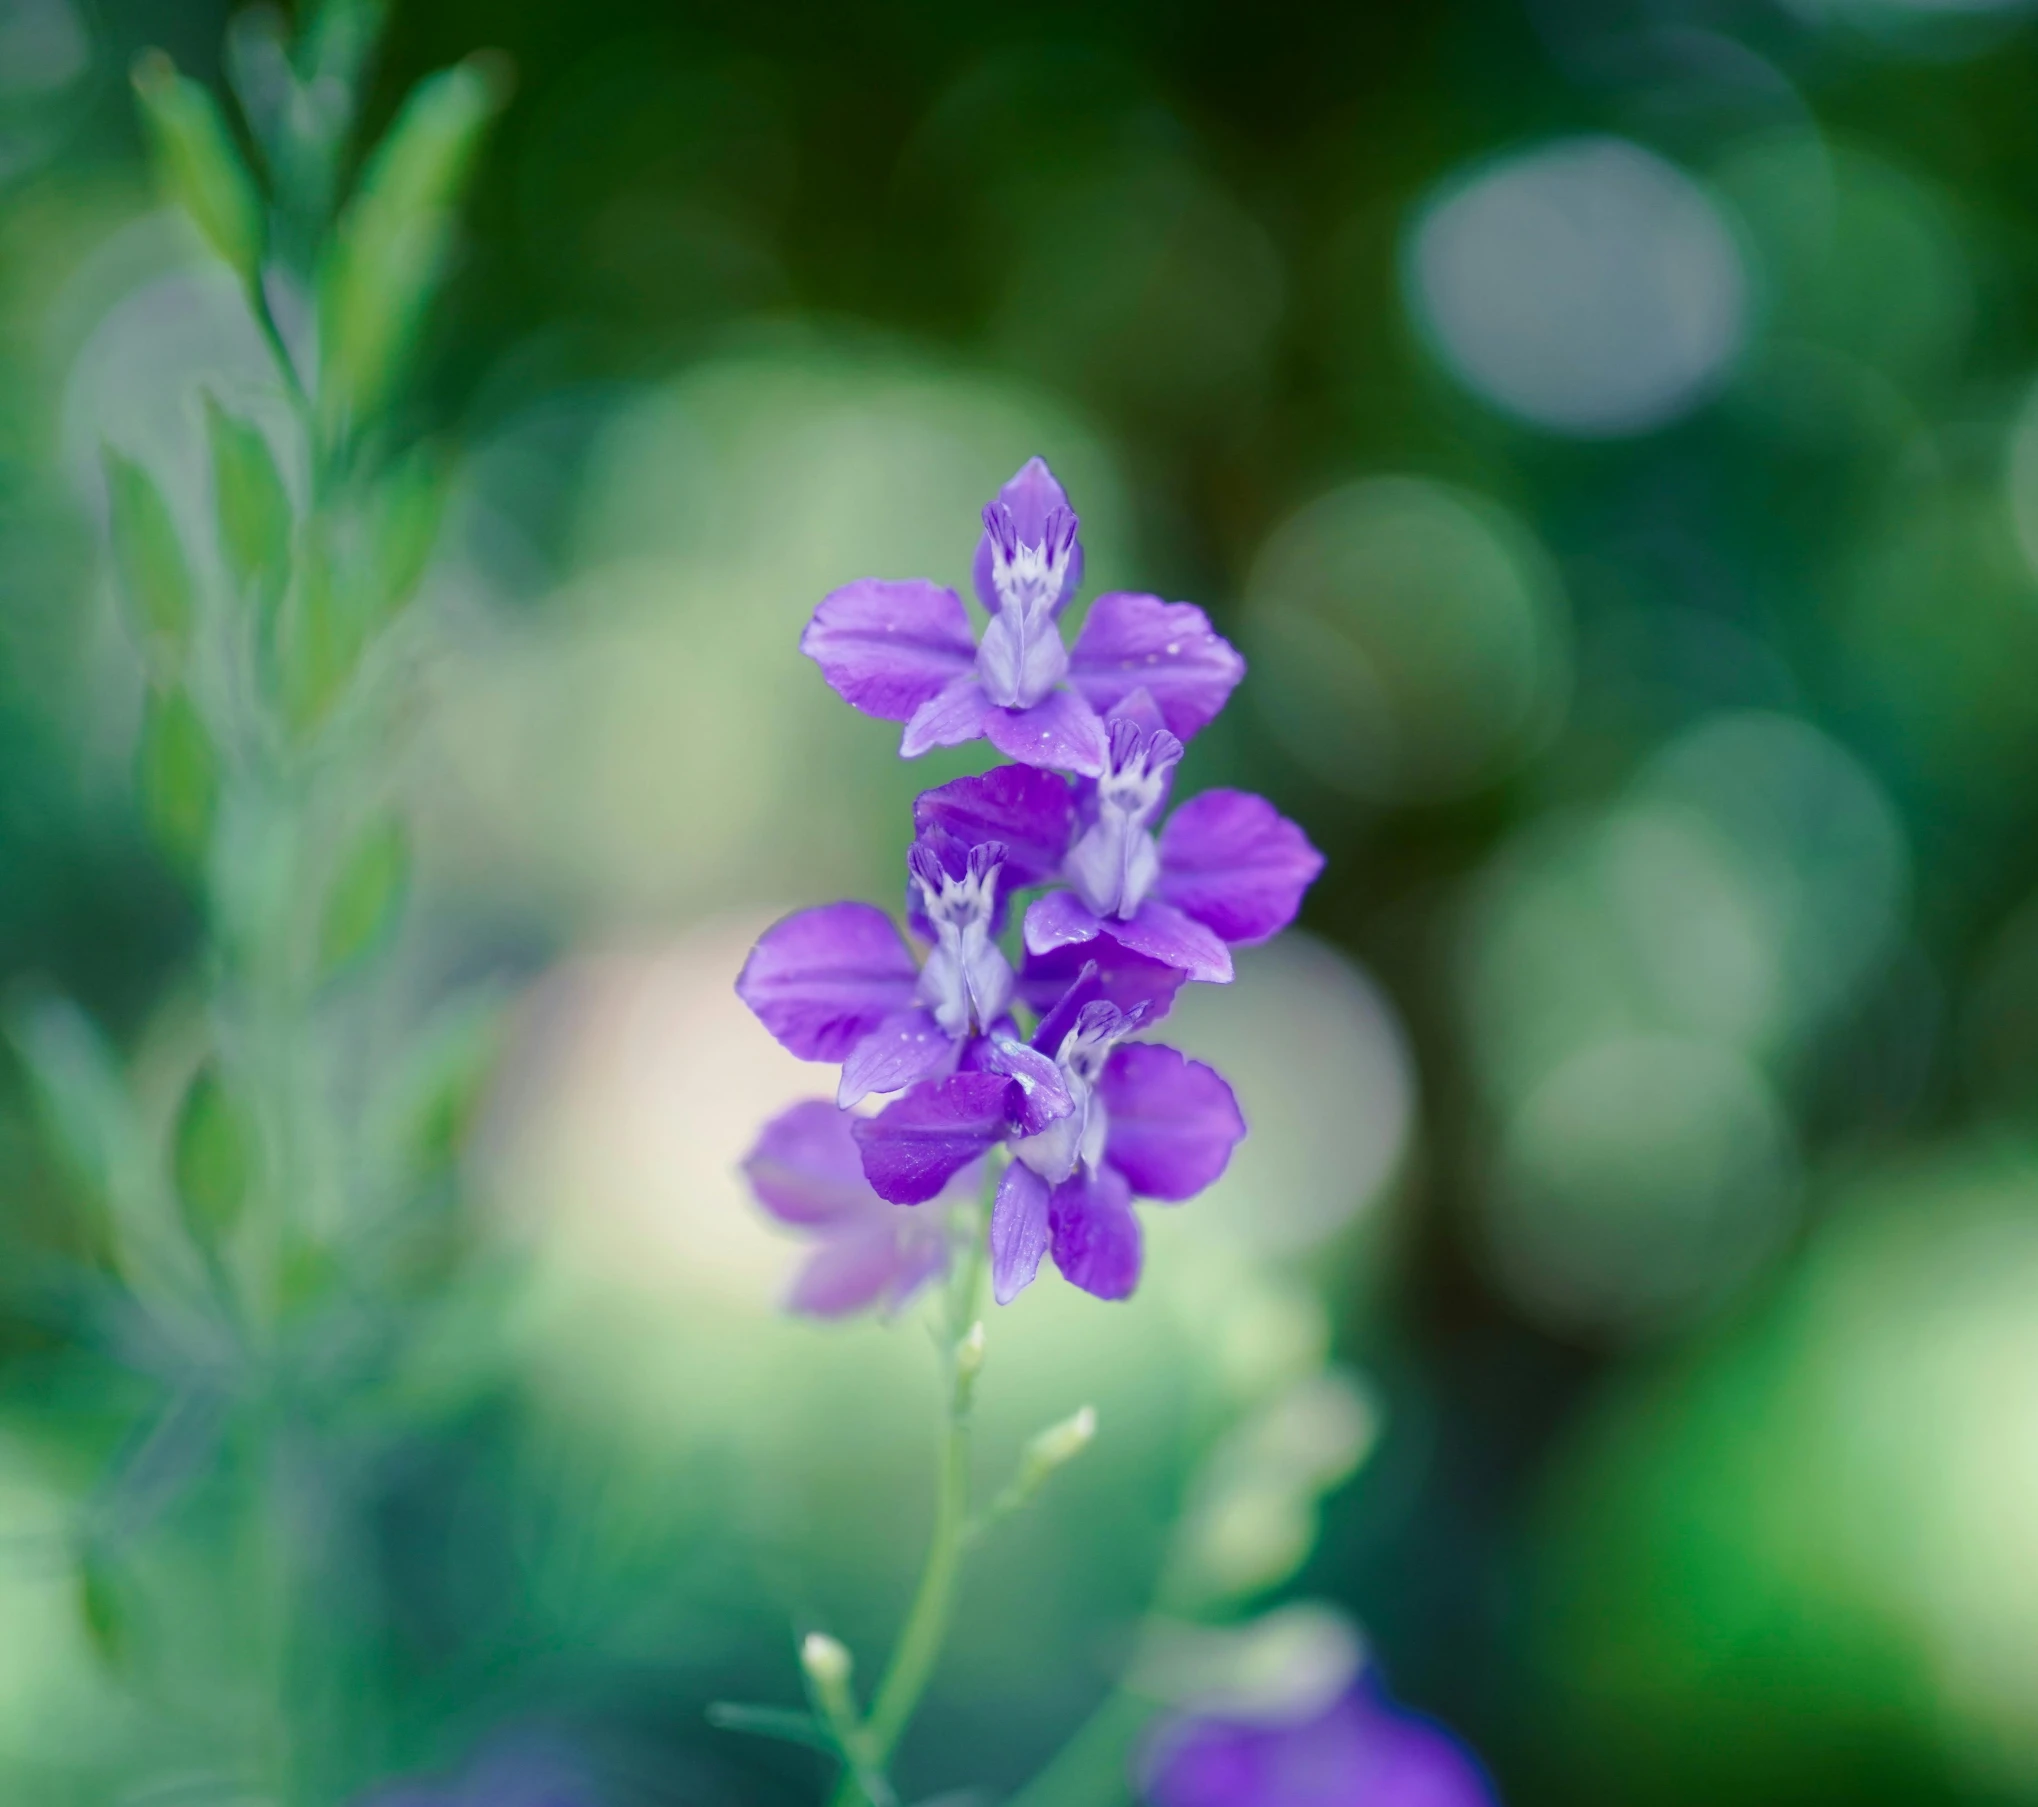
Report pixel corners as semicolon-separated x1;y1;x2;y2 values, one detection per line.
826;1167;996;1807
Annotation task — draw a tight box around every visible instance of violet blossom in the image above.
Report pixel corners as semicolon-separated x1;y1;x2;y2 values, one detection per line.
735;764;1073;1105
849;964;1245;1303
743;1099;969;1317
800;457;1245;777
1141;1675;1498;1807
1024;711;1326;985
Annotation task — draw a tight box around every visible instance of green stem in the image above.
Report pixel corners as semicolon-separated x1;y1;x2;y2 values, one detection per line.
827;1166;995;1806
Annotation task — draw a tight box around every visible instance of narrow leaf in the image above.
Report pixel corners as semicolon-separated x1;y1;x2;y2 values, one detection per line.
7;991;130;1208
705;1703;836;1755
173;1061;253;1246
317;55;508;437
368;443;450;621
131;52;264;281
138;685;219;867
102;449;194;676
275;530;366;732
205;395;292;612
319;816;409;976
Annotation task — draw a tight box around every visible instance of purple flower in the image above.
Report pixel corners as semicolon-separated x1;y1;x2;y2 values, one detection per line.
800;458;1245;777
736;765;1074;1106
1023;713;1326;985
356;1741;598;1807
850;965;1244;1303
1142;1676;1498;1807
744;1099;965;1316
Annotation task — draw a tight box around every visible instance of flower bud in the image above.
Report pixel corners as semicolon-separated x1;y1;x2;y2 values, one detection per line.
1022;1404;1096;1485
956;1320;986;1383
800;1632;852;1692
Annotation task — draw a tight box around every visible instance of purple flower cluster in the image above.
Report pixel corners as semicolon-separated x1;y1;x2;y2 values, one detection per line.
737;459;1323;1312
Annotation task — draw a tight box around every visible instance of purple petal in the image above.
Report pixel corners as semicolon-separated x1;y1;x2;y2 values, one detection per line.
977;596;1071;710
743;1099;875;1227
1067;592;1245;742
901;672;993;758
971;457;1085;617
991;1160;1052;1304
1018;941;1187;1028
1024;889;1107;958
1143;1679;1499;1807
736;903;920;1060
983;690;1110;777
838;1007;961;1108
1100;1042;1244;1202
801;578;977;722
974;1035;1075;1135
913;765;1075;889
786;1222;943;1318
1110;899;1235;984
852;1071;1012;1204
1158;789;1326;945
1048;1165;1142;1300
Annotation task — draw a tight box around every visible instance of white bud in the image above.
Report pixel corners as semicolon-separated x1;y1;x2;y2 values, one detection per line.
956;1320;987;1382
800;1632;852;1691
1026;1403;1097;1475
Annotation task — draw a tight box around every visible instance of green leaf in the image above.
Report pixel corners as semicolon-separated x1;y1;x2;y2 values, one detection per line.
317;55;508;438
7;991;130;1210
369;989;504;1183
77;1548;129;1671
205;395;292;612
130;51;264;282
319;815;409;976
704;1703;836;1754
275;528;366;732
368;443;450;620
173;1061;253;1246
102;448;194;677
138;686;219;867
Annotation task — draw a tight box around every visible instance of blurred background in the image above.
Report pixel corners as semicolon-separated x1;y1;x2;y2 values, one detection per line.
11;0;2038;1800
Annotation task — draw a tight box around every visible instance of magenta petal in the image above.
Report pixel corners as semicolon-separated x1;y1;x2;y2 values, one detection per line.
743;1100;873;1227
852;1071;1012;1204
901;672;993;757
736;902;920;1060
1048;1165;1142;1300
1067;592;1245;742
983;690;1110;776
913;765;1076;888
801;578;977;722
838;1007;961;1108
1158;789;1325;945
991;1160;1052;1304
1024;889;1107;958
1018;941;1187;1028
1099;1043;1244;1202
1112;899;1235;984
972;457;1084;616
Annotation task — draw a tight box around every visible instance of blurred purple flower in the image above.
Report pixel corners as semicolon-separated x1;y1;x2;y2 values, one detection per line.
851;964;1244;1303
800;457;1244;776
736;765;1072;1106
1142;1676;1498;1807
1024;713;1325;987
358;1742;598;1807
743;1099;968;1316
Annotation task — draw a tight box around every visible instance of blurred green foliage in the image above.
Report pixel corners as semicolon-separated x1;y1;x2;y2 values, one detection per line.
11;0;2038;1803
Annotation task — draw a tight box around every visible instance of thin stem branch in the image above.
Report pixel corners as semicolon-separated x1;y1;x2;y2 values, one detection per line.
826;1164;996;1807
